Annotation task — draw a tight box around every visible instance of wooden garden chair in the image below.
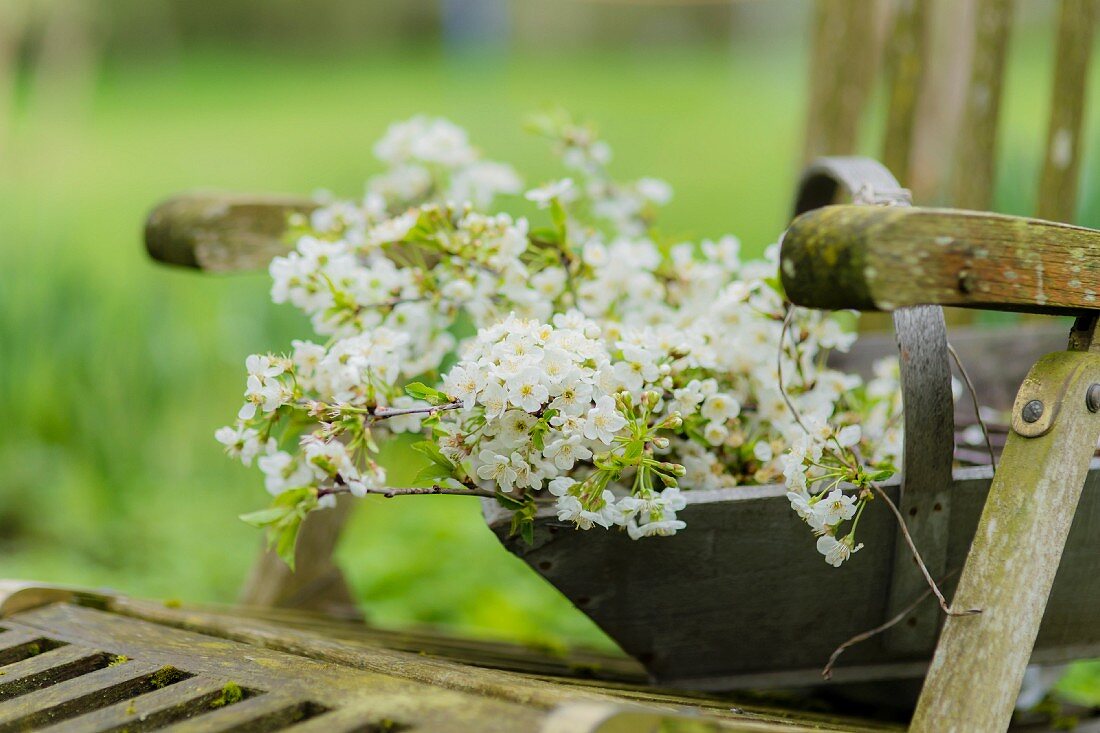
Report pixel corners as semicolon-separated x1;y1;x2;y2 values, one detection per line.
136;1;1099;730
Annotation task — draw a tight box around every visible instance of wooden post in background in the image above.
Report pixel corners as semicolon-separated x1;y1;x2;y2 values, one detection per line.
881;0;929;187
1037;0;1098;224
907;0;977;205
802;0;883;163
949;0;1014;211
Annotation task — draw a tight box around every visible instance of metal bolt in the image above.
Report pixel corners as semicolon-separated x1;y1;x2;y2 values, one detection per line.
1021;400;1045;423
1088;384;1100;413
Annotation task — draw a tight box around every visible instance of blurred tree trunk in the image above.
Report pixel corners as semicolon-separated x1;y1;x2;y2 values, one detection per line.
0;1;30;163
26;0;100;158
907;0;978;205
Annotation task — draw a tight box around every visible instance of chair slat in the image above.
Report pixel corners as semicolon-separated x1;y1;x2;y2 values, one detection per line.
802;0;881;162
145;193;316;272
1037;0;1098;224
950;0;1014;211
0;645;110;701
781;204;1100;315
36;676;239;733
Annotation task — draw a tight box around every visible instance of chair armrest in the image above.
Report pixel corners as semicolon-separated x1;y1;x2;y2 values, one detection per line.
145;193;316;272
780;205;1100;315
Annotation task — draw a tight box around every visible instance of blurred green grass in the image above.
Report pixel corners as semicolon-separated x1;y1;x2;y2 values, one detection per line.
1;33;1098;657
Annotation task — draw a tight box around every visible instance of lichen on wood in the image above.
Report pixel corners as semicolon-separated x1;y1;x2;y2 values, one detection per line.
781;204;1100;315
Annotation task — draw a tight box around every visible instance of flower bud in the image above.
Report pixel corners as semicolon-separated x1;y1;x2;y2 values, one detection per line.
652;436;670;450
616;391;633;411
659;412;683;430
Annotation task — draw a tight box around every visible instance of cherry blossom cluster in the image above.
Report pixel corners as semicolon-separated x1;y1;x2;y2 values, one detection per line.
217;113;906;566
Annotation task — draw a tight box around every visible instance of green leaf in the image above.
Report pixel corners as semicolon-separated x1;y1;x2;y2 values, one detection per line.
549;199;568;238
530;226;562;245
520;519;535;545
405;382;452;406
869;468;896;482
239;507;289;528
410;440;454;470
273;486;314;508
415;462;452;484
494;491;527;511
272;515;303;571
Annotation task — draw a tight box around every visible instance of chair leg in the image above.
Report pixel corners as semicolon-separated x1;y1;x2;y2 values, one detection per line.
238;494;360;619
910;350;1100;732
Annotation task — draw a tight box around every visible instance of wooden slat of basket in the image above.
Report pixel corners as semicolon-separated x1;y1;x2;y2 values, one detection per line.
485;462;1100;689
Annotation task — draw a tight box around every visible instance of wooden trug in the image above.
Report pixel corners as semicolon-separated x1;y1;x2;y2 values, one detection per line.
139;2;1100;727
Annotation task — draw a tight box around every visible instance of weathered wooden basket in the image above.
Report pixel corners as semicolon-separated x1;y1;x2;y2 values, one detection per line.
484;323;1097;691
483;158;1099;692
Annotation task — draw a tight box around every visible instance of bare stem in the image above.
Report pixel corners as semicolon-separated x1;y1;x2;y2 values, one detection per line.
371;402;462;421
872;480;980;617
948;341;997;471
822;568;962;680
777;305;810;434
319;483;497;500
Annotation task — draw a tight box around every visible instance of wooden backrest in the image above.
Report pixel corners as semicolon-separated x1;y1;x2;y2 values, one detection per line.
806;0;1095;220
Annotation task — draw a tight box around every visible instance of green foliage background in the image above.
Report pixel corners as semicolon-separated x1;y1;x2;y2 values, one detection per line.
2;14;1100;697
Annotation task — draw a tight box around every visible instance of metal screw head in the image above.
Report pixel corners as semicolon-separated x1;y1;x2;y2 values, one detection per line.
1088;384;1100;413
1022;400;1045;423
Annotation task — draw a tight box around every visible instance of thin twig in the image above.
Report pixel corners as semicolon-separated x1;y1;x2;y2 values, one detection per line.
318;483;497;500
822;568;961;680
871;479;980;617
371;402;463;421
948;341;997;471
777;305;809;433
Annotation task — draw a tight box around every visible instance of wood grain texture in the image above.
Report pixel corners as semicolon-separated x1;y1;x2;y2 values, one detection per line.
4;603;897;732
781;205;1100;315
1037;0;1098;224
485;457;1100;690
883;306;954;655
949;0;1013;211
911;350;1100;732
144;193;316;272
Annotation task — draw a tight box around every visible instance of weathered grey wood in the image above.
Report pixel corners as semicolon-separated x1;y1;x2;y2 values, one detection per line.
950;0;1013;211
40;676;240;733
5;602;896;732
144;193;317;272
881;0;928;185
882;306;954;655
0;645;110;701
911;349;1100;731
1037;0;1098;224
781;205;1100;315
159;692;316;733
0;659;177;731
481;455;1100;688
0;631;65;668
239;495;359;618
802;0;881;163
